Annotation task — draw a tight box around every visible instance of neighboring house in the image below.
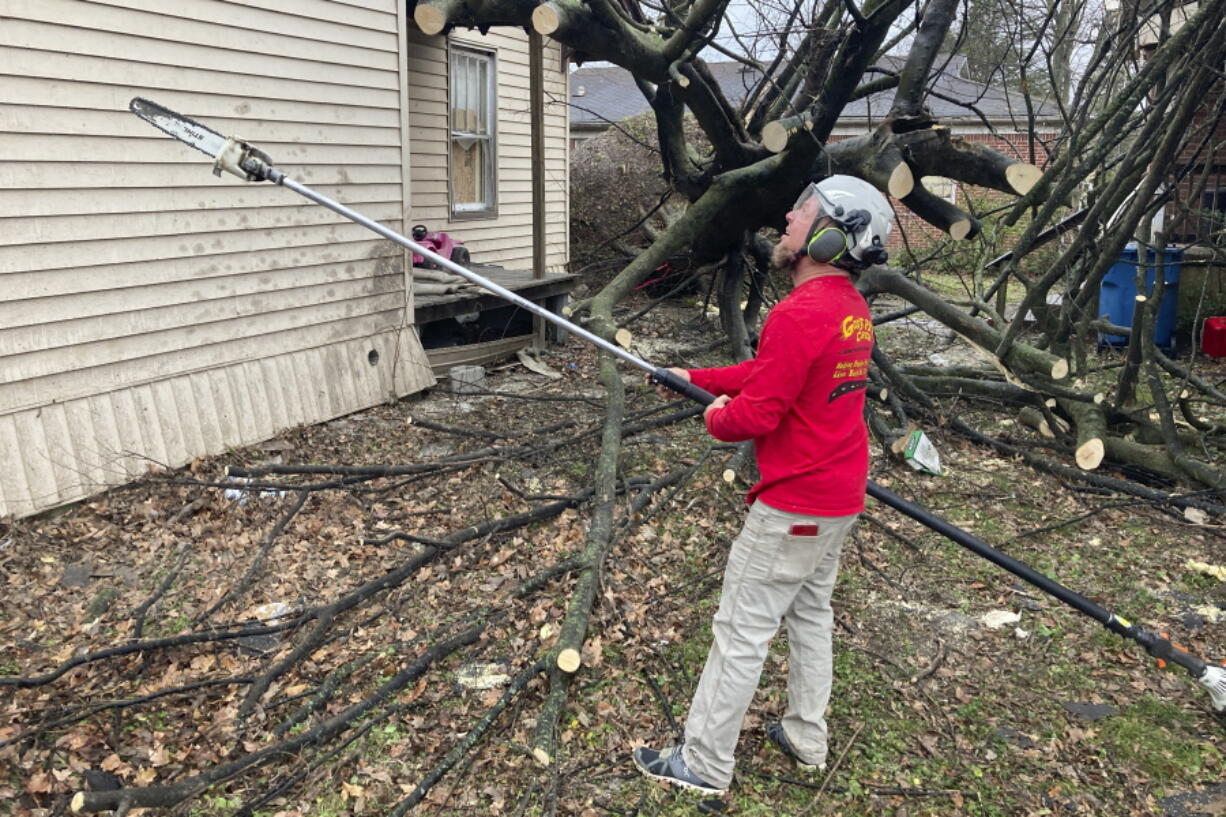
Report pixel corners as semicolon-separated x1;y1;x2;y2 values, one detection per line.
570;55;1060;146
569;60;763;146
568;57;1063;242
0;0;570;519
1138;2;1226;247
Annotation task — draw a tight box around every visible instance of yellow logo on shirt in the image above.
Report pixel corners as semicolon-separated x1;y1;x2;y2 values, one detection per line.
841;315;874;343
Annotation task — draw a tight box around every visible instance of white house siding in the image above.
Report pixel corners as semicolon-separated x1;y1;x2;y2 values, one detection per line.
0;0;435;519
405;28;569;271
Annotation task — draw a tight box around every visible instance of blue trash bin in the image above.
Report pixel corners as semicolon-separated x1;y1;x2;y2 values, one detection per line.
1098;245;1182;347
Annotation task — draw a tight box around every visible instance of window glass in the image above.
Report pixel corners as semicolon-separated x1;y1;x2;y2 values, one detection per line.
921;176;956;202
450;46;495;214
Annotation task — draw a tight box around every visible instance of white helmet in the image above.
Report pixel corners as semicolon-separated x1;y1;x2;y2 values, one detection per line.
793;175;893;269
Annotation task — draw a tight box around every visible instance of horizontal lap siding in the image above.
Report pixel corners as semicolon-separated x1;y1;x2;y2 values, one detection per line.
407;29;569;271
0;0;434;519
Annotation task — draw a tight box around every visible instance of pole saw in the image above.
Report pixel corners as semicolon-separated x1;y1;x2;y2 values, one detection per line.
129;98;1226;721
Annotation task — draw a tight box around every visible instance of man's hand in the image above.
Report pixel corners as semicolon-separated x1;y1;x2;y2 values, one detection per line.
704;394;731;420
648;367;691;400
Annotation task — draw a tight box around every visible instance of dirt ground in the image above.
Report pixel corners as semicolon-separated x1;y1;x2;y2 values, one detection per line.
2;293;1224;817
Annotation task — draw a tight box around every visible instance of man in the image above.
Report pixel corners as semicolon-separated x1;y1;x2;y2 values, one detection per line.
633;176;894;796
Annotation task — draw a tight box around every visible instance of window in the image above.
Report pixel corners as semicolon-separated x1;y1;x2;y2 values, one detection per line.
449;45;496;216
1200;188;1226;242
921;176;956;203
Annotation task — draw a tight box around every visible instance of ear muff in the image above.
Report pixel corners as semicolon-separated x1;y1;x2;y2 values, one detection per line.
805;217;850;263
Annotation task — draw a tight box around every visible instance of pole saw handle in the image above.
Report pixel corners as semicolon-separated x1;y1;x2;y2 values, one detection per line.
650;367;717;407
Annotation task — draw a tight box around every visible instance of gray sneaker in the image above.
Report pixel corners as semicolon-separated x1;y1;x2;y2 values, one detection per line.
765;722;826;771
632;744;726;795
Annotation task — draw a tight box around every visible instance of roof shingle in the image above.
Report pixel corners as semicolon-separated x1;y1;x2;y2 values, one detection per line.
569;57;1059;130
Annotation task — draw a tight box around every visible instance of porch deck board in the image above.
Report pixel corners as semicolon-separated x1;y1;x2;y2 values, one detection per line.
412;264;576;325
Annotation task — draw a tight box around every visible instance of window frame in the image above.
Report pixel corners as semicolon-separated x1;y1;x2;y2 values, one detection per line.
447;42;498;220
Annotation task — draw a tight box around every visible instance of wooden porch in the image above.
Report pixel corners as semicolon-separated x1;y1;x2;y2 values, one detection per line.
413;264;577;375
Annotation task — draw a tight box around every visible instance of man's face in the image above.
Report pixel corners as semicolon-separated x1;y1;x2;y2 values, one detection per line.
771;197;822;271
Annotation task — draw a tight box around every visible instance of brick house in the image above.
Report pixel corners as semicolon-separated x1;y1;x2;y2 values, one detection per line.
568;56;1063;248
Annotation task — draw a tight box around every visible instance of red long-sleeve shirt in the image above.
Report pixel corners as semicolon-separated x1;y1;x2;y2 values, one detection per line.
689;275;874;516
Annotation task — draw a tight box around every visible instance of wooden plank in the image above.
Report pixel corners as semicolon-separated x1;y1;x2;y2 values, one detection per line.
170;376;206;462
193;370;225;455
397;0;413;315
530;28;545;293
404;107;447;127
328;0;395;14
83;392;127;483
0;275;405;356
0;102;401;145
12;408;60;510
0;258;401;329
108;387;146;479
0;48;400;108
322;345;355;419
407;72;448;92
227;0;396;30
3;0;398;67
226;365;259;446
0;243;392;299
256;358;288;432
215;368;247;451
0;218;401;274
0;309;405;414
2;292;406;383
304;347;336;419
64;398;104;491
0;18;396;88
0;199;400;246
130;383;169;468
424;333;533;376
36;401;84;503
0;182;401;218
0;415;35;516
277;349;307;428
414;276;575;325
247;360;278;443
154;379;189;467
0;162;400;190
0;133;402;165
289;348;323;427
0;331;433;519
88;0;398;44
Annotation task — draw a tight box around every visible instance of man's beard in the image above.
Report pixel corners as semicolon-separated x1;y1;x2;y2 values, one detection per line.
770;241;800;272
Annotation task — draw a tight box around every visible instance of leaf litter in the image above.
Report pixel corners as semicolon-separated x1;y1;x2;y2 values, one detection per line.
0;300;1222;816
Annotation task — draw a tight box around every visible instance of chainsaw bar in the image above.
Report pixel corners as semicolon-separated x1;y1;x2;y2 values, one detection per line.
130;97;279;182
130;97;227;160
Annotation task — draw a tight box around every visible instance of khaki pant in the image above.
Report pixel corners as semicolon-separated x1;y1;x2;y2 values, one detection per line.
682;499;856;788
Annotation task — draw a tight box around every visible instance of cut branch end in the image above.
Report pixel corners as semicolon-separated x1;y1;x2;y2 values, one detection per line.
556;648;581;673
531;3;561;35
887;163;914;199
414;4;447;35
1076;438;1105;470
1005;162;1042;195
762;121;792;153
